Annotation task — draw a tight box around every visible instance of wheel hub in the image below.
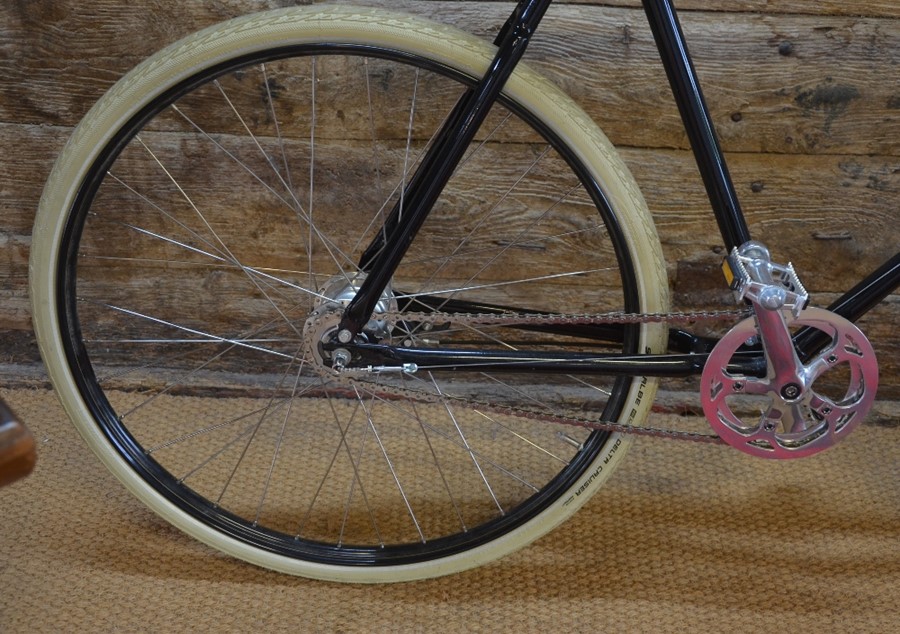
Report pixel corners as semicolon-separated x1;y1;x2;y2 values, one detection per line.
304;274;398;373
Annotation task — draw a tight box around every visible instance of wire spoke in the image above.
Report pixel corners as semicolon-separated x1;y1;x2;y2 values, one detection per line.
84;300;297;360
354;384;426;543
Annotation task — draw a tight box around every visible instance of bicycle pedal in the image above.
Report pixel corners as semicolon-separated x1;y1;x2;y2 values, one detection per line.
722;241;808;317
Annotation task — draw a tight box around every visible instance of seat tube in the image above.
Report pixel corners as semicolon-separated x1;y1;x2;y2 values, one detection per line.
642;0;752;251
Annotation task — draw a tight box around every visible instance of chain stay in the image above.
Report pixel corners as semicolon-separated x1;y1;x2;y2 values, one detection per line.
330;307;747;443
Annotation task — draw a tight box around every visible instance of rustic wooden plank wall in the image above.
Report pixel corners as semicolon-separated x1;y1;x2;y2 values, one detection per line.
1;0;897;396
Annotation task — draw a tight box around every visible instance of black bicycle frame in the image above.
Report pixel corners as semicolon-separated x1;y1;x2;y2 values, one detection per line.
332;0;899;377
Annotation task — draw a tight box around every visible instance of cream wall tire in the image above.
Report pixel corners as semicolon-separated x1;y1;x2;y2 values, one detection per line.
31;6;668;582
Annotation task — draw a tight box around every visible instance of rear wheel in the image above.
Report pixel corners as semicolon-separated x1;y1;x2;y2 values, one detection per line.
30;7;668;582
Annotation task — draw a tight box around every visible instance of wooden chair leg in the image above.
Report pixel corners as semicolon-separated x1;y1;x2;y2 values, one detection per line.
0;399;36;487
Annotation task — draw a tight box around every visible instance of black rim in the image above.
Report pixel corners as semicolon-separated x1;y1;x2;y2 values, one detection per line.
56;42;642;567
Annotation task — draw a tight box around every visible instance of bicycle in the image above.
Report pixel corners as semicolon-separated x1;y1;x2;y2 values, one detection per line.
29;0;898;582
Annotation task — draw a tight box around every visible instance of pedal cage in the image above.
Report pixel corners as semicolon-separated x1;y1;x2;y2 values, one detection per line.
723;241;808;317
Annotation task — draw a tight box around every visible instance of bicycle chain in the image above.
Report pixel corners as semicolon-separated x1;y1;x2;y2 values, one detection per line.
383;307;750;328
320;307;753;444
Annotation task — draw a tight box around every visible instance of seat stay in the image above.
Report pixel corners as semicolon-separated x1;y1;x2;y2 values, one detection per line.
339;0;555;339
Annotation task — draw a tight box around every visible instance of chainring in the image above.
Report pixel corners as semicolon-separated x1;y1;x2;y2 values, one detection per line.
701;307;879;459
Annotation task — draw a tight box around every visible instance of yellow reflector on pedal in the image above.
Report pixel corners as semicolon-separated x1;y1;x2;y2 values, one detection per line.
722;258;736;289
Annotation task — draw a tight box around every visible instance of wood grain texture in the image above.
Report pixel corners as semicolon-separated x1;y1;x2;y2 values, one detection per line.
442;0;900;19
1;0;897;394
